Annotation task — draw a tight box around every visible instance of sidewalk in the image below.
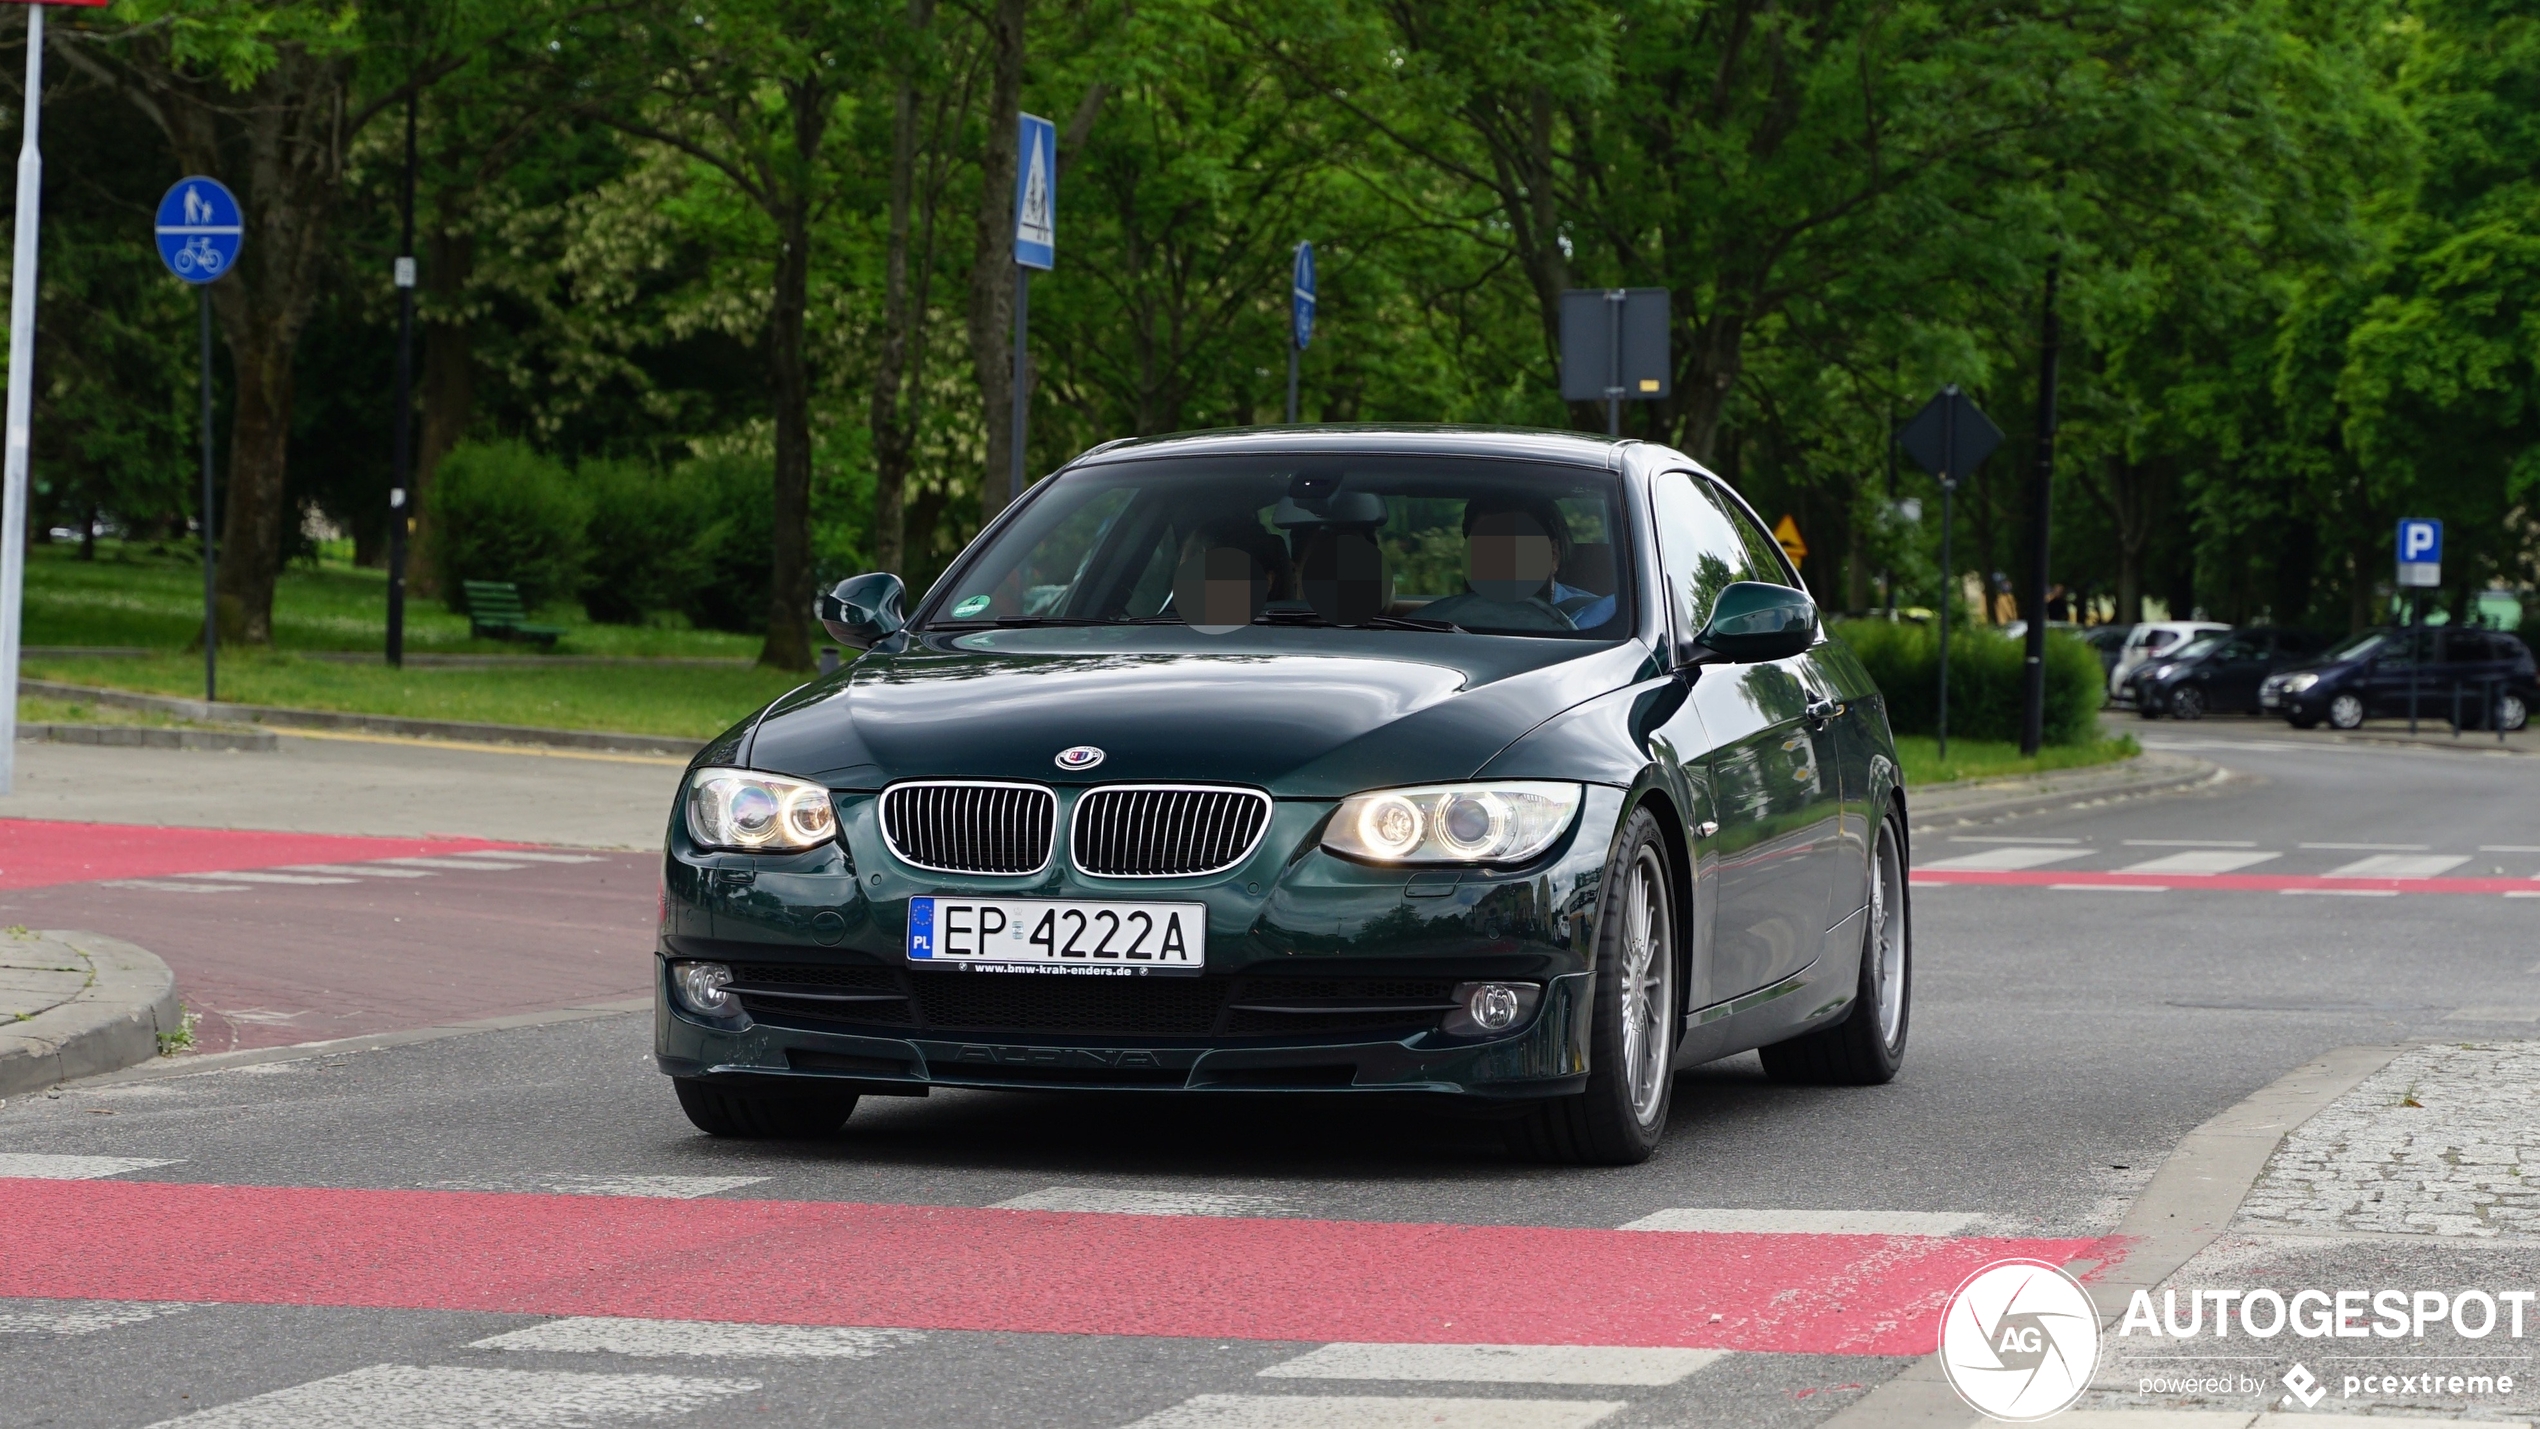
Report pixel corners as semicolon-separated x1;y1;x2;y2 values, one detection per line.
0;930;182;1097
2;728;680;849
1907;749;2222;832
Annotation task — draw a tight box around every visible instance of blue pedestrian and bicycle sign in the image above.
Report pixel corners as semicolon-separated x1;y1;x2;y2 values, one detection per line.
1012;115;1056;271
1292;241;1316;349
154;177;243;284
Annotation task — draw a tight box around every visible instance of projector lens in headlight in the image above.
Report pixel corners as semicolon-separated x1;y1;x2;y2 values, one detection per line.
686;768;838;851
1323;783;1582;865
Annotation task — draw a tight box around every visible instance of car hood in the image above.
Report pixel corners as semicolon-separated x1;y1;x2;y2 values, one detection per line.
744;627;1654;797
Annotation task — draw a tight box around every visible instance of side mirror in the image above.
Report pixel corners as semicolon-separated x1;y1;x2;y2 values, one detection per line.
1692;581;1818;664
816;572;906;651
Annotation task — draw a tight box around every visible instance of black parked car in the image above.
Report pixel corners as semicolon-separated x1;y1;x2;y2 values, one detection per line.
2259;627;2535;731
654;427;1912;1165
2122;626;2327;718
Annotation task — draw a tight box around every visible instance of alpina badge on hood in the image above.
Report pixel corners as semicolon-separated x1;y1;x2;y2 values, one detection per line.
1055;745;1106;771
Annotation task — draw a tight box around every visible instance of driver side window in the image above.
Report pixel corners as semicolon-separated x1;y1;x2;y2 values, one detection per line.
1649;471;1757;638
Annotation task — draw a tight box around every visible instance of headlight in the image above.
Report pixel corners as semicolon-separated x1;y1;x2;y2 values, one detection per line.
1322;782;1583;865
685;767;838;851
2152;664;2179;681
2281;672;2319;693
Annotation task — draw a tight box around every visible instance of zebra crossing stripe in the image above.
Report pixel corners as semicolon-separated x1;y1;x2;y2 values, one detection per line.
472;1317;921;1359
0;1300;197;1336
276;863;437;878
1123;1394;1624;1428
1257;1343;1722;1385
993;1186;1301;1217
0;1154;179;1180
136;1364;757;1429
1619;1209;1978;1236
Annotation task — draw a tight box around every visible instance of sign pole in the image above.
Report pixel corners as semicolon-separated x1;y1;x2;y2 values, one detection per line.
2019;257;2059;756
1008;113;1055;506
0;2;43;792
1604;289;1623;438
1285;334;1297;425
198;288;215;702
1010;262;1028;503
386;87;417;669
1937;393;1955;762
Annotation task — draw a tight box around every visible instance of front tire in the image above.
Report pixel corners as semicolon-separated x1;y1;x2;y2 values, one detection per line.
674;1078;856;1139
2328;693;2366;729
1760;804;1909;1086
2171;686;2206;721
1507;807;1677;1166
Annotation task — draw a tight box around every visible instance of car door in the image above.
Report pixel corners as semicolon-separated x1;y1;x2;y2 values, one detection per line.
1644;470;1840;1001
2364;628;2430;716
2203;634;2268;711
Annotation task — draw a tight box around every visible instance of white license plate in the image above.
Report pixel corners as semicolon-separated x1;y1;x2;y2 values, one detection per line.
906;896;1206;976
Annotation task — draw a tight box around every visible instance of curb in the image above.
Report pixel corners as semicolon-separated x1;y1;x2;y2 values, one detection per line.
1906;750;2223;832
82;994;654;1087
18;721;278;752
0;931;186;1099
1816;1042;2417;1428
20;680;708;758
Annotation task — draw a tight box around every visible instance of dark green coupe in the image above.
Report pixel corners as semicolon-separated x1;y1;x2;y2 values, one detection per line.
655;427;1910;1164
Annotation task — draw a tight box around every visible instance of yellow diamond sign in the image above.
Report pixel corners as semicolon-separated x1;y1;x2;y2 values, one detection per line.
1773;514;1808;564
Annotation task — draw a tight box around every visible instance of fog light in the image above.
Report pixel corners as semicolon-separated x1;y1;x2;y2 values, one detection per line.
669;960;741;1020
1443;980;1541;1037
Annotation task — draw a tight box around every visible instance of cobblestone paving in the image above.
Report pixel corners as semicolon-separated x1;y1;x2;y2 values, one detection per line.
2237;1041;2540;1238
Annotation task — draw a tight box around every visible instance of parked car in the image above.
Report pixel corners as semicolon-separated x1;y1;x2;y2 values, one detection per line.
2109;620;2229;696
2083;624;2135;683
2259;626;2536;731
2120;626;2328;718
654;427;1913;1166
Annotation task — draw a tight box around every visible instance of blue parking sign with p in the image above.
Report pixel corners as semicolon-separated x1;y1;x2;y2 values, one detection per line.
155;177;243;285
2398;518;2442;565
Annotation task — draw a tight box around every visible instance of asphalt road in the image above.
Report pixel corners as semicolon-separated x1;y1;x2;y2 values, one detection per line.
2;716;2536;1427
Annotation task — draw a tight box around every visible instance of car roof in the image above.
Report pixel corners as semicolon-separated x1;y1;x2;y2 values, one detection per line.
1065;424;1636;472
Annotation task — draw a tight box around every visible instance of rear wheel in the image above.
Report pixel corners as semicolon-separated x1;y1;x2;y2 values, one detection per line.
2497;694;2528;732
1507;808;1676;1166
673;1078;856;1139
1760;805;1909;1086
2171;686;2207;721
2328;693;2366;729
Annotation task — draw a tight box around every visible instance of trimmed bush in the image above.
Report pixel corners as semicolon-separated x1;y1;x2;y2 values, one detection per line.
428;440;589;614
579;459;715;624
675;453;774;635
1834;619;2104;745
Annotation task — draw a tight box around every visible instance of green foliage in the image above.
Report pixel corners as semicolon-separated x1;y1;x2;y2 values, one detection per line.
578;459;714;624
1835;621;2106;747
675;454;775;635
427;441;590;612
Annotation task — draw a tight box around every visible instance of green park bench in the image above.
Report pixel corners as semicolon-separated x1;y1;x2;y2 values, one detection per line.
461;580;565;647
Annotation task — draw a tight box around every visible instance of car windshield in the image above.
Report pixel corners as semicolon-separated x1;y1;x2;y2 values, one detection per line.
2171;635;2229;661
921;455;1632;639
2319;630;2388;662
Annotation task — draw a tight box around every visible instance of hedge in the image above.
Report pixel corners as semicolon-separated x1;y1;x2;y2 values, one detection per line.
427;441;589;613
1833;619;2103;745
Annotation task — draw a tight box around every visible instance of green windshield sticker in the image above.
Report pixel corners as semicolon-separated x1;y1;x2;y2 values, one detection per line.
952;594;993;618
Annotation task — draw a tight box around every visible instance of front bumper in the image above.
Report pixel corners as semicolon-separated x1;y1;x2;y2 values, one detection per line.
652;784;1623;1100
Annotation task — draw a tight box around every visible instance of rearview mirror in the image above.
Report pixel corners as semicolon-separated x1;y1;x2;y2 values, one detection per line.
816;572;907;651
1692;581;1817;663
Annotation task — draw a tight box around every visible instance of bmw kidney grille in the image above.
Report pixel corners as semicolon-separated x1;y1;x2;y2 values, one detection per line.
1071;786;1273;878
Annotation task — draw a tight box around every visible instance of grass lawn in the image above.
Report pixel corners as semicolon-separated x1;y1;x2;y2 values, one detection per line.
24;652;808;739
1895;734;2139;787
23;539;760;659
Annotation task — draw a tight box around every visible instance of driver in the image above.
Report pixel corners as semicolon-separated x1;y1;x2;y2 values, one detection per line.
1415;495;1614;630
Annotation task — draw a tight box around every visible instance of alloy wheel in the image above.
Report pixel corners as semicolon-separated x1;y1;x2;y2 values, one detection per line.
1617;843;1675;1128
2328;693;2365;729
2173;686;2206;720
2500;694;2529;732
1870;818;1907;1046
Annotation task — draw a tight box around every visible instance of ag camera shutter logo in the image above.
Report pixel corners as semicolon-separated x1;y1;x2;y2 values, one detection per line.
1939;1259;2101;1421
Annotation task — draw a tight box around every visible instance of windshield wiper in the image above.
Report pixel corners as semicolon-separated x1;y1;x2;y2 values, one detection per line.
923;615;1182;630
1254;609;1467;634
